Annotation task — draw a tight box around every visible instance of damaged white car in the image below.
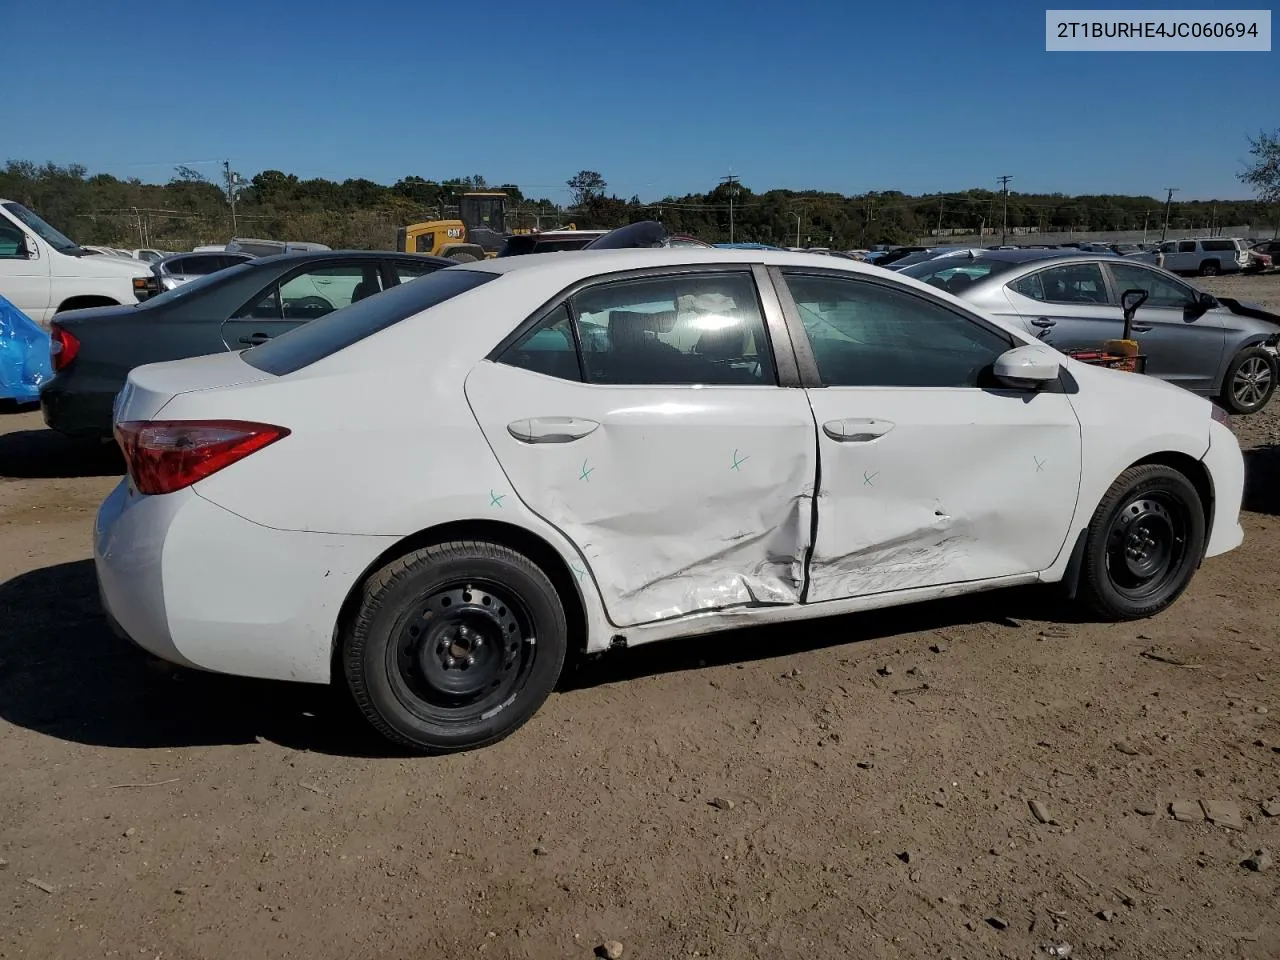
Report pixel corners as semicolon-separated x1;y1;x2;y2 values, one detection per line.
96;246;1245;752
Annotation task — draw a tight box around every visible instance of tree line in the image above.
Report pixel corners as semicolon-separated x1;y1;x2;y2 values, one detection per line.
2;136;1277;253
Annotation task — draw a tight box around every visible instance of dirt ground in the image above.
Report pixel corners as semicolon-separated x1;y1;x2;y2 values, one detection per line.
3;274;1280;960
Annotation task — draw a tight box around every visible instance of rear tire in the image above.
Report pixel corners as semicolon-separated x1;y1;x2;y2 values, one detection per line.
1198;260;1220;276
1220;345;1276;414
448;252;480;263
343;540;567;753
1076;464;1205;621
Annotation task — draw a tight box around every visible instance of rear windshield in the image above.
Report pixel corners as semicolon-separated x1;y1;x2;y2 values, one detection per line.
243;267;496;375
898;256;1021;286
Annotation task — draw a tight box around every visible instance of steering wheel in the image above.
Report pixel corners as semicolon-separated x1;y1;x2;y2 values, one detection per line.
291;295;332;310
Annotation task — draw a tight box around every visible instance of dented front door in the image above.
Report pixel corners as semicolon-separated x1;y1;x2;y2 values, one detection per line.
802;388;1081;601
466;363;818;626
771;267;1082;603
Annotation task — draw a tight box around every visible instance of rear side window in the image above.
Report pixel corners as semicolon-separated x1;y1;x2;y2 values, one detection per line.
1177;241;1197;253
243;267;495;375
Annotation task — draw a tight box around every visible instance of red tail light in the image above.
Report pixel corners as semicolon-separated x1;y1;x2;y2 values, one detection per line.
114;420;290;495
50;323;79;372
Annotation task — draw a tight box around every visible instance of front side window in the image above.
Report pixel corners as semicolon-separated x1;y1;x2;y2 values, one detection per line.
243;267;496;375
1008;263;1109;304
238;263;384;321
499;271;777;386
1108;262;1196;309
782;272;1012;388
0;221;25;258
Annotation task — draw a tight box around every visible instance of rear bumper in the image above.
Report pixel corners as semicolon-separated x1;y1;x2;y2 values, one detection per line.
40;378;117;439
1203;419;1245;559
94;480;398;684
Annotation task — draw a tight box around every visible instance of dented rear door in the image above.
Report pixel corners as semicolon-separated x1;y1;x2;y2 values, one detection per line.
465;266;817;628
773;267;1082;602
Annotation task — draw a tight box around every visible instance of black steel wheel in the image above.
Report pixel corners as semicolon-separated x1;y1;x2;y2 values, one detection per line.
344;540;567;753
1199;260;1220;276
1076;464;1206;620
1220;346;1277;415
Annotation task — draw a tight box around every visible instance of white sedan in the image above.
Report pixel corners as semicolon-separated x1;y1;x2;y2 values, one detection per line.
95;247;1245;752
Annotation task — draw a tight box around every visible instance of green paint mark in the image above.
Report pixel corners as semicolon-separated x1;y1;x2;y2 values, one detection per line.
579;459;594;481
489;490;506;508
731;449;749;471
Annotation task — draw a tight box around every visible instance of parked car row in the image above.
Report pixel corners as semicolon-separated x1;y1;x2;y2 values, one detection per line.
896;248;1280;413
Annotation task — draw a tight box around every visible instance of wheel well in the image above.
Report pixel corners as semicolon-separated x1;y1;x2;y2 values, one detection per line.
56;295;118;313
1133;450;1214;540
330;519;589;681
1064;450;1216;597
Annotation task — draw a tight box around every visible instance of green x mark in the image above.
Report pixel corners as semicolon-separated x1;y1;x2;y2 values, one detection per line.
731;449;749;471
489;489;505;508
579;459;594;481
570;562;586;580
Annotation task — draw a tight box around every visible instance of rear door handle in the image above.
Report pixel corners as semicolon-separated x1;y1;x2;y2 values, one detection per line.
238;332;272;346
1030;317;1056;328
1131;323;1153;333
822;418;894;442
507;417;600;443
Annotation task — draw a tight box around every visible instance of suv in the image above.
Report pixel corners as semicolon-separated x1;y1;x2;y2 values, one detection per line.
0;199;152;325
1156;238;1251;276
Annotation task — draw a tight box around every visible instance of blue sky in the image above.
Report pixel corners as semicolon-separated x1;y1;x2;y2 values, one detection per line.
3;0;1273;202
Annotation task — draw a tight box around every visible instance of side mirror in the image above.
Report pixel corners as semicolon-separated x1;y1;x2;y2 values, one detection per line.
19;234;37;259
1196;291;1216;312
994;344;1061;389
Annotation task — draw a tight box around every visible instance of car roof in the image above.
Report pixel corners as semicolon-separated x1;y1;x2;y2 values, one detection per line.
457;246;886;279
248;249;457;267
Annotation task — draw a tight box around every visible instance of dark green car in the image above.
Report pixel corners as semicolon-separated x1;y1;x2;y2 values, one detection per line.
40;250;453;439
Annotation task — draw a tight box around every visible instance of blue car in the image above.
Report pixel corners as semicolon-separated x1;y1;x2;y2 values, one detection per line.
0;294;52;404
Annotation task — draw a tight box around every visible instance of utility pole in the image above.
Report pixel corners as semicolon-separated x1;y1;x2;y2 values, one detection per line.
997;175;1013;244
936;198;944;239
1210;202;1217;237
719;173;741;244
1142;210;1150;243
223;160;242;236
1160;187;1178;242
795;211;802;247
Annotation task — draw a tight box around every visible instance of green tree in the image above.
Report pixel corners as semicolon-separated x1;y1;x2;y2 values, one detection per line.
567;170;607;207
1239;129;1280;204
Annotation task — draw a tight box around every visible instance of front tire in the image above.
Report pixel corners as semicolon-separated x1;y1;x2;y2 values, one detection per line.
344;540;567;753
1076;464;1205;621
1220;346;1276;415
448;251;480;263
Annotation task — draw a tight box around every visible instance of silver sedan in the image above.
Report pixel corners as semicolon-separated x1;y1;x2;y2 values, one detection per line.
899;249;1280;414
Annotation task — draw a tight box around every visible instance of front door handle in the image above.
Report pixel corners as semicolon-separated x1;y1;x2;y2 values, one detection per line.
1130;323;1153;333
507;417;600;444
238;332;272;346
822;418;894;442
1030;317;1056;328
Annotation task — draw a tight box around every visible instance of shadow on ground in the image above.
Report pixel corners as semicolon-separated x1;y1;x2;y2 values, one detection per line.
0;558;1082;757
0;428;123;479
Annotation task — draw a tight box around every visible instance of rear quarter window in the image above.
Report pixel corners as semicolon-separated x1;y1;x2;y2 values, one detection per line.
1200;239;1234;252
242;267;496;376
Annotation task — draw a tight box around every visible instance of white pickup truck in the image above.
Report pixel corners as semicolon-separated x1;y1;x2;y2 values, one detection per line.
0;200;152;325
